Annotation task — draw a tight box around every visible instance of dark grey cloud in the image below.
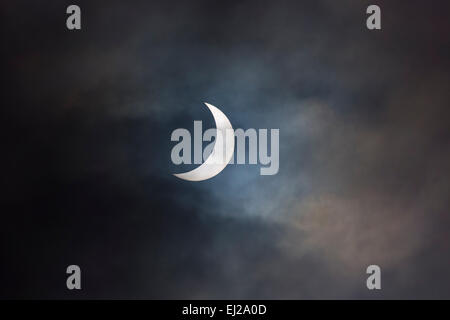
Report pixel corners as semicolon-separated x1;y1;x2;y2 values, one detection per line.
2;0;450;298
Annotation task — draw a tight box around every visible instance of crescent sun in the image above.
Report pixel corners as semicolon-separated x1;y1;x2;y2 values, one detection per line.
173;103;235;181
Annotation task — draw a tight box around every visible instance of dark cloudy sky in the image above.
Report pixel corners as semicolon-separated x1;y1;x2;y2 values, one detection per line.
2;0;450;299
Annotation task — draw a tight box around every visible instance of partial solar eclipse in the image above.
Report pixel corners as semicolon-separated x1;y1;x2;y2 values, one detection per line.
173;103;235;181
